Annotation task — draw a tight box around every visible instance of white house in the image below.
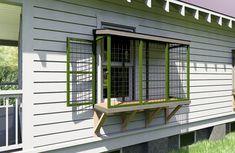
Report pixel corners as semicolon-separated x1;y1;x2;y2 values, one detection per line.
1;0;235;152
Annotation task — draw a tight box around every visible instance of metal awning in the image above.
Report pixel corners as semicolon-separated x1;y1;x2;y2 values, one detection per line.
95;29;191;45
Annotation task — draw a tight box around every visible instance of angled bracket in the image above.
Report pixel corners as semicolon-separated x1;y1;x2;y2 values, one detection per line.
165;105;183;123
121;111;137;131
94;111;107;136
145;108;161;128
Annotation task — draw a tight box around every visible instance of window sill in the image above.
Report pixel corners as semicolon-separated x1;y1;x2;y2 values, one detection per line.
94;100;190;114
93;100;190;136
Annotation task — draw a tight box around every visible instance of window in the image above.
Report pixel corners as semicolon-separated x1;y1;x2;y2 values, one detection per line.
102;36;133;102
180;132;195;147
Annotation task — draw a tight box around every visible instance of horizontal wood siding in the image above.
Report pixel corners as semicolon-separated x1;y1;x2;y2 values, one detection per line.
31;0;235;149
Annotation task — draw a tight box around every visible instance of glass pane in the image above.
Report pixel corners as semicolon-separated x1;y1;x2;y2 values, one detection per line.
103;36;131;62
103;67;129;99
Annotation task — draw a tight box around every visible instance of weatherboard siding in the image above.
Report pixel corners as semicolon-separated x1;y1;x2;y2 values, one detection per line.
31;0;234;149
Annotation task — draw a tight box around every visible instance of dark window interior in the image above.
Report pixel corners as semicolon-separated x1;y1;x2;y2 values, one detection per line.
104;36;131;62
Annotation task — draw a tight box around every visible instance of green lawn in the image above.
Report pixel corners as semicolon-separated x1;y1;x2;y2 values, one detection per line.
171;132;235;153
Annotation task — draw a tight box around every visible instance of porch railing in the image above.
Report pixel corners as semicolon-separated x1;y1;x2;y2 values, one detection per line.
0;90;22;152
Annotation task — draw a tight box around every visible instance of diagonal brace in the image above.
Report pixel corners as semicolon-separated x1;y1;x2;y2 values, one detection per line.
121;111;137;131
94;111;107;136
145;108;161;128
165;105;183;123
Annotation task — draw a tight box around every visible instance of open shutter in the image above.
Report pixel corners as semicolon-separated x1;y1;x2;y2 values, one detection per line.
66;37;95;106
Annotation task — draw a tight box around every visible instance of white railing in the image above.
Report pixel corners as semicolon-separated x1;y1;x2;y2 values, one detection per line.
0;90;23;152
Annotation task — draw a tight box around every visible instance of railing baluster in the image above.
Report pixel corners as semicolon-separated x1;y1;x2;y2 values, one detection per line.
0;90;22;152
5;97;9;146
15;97;18;144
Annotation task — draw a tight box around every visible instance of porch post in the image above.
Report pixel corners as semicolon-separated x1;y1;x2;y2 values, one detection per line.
21;0;34;150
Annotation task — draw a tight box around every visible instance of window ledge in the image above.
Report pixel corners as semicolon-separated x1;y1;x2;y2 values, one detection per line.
94;100;190;114
93;100;190;136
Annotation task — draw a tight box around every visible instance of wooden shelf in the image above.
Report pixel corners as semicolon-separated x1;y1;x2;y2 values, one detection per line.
93;100;190;136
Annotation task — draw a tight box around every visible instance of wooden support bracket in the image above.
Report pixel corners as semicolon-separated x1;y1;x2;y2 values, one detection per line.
165;105;183;123
121;111;137;131
232;95;235;112
94;110;107;136
145;108;161;128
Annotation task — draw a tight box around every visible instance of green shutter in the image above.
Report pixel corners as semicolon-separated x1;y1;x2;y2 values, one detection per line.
66;37;95;106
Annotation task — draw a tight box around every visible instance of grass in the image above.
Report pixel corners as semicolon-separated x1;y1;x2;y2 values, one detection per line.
171;132;235;153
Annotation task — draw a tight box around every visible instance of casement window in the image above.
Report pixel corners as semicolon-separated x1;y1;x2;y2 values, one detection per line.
66;29;190;108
